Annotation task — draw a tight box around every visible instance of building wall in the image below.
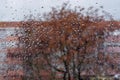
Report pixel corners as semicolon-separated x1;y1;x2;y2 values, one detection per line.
0;26;23;80
104;30;120;75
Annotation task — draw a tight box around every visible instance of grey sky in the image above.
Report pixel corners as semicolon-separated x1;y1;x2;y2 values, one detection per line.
0;0;120;21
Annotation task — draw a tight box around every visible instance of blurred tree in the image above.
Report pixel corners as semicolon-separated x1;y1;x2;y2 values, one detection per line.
15;3;118;80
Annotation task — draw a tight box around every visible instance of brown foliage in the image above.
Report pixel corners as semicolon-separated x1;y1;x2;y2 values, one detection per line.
15;3;119;80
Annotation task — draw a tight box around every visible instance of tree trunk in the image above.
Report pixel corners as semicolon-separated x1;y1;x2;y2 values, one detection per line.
72;54;77;80
63;72;67;80
78;66;83;80
68;71;71;80
63;60;71;80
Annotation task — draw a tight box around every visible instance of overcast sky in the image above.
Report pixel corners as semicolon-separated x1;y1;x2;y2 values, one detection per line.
0;0;120;21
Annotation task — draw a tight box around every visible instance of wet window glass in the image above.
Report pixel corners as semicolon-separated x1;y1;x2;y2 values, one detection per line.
0;0;120;80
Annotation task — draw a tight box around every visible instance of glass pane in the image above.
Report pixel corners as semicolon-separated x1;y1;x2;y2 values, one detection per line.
0;0;120;80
